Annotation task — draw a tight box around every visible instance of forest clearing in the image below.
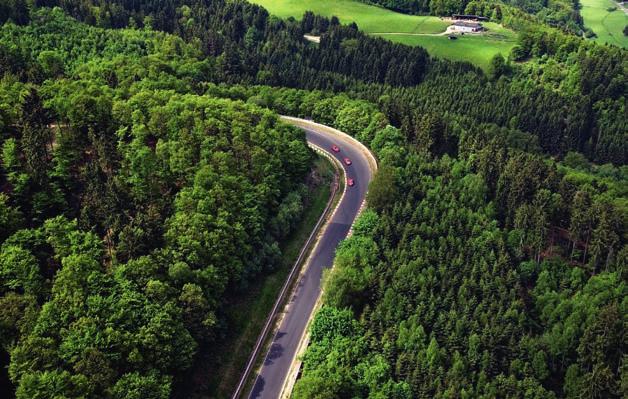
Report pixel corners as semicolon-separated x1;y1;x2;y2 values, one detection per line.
249;0;517;68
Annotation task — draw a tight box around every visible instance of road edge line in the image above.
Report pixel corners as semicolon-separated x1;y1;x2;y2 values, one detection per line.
279;116;378;177
231;140;342;399
277;117;378;399
275;144;348;399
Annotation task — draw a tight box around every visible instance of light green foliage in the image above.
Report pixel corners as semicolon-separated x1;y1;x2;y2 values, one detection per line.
295;306;410;398
1;138;31;201
323;235;378;308
309;306;355;342
108;371;170;399
43;216;103;261
270;186;307;239
15;370;90;399
0;77;31;130
371;125;407;165
367;165;398;212
334;100;387;144
1;137;19;171
352;209;380;238
36;50;64;77
0;245;41;295
488;52;508;79
6;222;197;397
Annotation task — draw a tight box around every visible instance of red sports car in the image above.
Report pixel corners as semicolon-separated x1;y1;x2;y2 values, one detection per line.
347;178;355;187
331;144;340;153
343;157;352;165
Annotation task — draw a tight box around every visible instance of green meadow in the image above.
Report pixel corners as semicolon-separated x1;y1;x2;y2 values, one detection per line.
580;0;628;48
377;22;517;70
249;0;517;69
249;0;449;33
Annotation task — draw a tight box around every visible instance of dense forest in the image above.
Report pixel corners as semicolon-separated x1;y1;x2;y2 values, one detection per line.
5;0;621;165
0;0;626;398
0;8;315;397
246;87;626;398
200;82;625;396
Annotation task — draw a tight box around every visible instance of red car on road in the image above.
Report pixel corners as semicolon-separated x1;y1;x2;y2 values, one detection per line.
343;157;352;165
347;178;355;187
331;144;340;153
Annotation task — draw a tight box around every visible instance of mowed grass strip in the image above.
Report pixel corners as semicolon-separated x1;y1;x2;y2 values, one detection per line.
249;0;449;34
248;0;517;70
580;0;628;48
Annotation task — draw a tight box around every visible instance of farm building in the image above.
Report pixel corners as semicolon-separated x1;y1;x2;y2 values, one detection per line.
451;21;484;33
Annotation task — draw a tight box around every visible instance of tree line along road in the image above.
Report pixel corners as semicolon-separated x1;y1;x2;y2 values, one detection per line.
235;117;376;399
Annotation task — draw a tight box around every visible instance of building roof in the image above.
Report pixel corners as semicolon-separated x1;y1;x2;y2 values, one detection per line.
453;21;483;28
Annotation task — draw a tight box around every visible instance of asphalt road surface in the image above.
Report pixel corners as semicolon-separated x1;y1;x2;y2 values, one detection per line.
248;123;373;399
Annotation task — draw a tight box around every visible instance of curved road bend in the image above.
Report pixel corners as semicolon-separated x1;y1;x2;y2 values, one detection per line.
248;122;373;399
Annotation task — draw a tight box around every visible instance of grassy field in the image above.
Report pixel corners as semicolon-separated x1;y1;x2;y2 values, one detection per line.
250;0;449;33
249;0;516;69
580;0;628;48
193;156;336;399
378;22;518;70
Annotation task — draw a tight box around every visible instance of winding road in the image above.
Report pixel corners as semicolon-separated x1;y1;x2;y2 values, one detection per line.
242;118;375;399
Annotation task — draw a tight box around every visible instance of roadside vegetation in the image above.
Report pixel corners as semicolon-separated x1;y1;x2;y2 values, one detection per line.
189;157;335;398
